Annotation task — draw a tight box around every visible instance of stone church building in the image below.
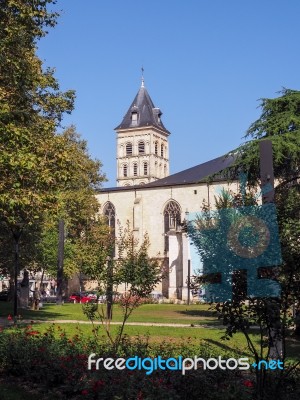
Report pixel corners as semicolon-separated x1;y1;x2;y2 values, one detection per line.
96;79;238;300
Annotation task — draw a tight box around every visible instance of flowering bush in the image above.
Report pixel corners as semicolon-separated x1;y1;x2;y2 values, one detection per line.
0;324;299;399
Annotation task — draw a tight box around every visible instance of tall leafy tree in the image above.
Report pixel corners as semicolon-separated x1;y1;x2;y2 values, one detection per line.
0;1;107;315
0;0;75;230
189;89;300;399
34;125;106;283
233;88;300;186
233;89;300;331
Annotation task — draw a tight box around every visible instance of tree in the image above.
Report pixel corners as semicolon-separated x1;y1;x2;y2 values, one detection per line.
233;88;300;186
34;125;106;279
0;0;80;317
82;222;162;351
233;89;300;336
188;89;300;399
0;0;75;228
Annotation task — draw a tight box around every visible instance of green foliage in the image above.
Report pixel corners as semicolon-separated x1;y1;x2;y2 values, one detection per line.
231;88;300;186
189;89;300;399
81;222;163;350
33;126;107;278
0;0;75;236
0;2;106;283
1;323;300;399
115;222;162;297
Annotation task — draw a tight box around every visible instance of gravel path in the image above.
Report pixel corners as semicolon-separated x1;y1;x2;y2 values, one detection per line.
0;317;218;329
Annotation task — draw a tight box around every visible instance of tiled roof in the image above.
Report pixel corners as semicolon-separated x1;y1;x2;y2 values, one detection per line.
99;153;236;192
144;154;235;187
115;84;170;135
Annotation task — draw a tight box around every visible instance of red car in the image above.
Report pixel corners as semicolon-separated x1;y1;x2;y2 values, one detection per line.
69;292;97;304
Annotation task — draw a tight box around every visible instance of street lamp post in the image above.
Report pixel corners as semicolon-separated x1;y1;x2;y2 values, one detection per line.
56;219;64;305
12;224;23;322
106;256;113;320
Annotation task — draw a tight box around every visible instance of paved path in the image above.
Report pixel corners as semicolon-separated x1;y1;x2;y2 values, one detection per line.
0;317;219;329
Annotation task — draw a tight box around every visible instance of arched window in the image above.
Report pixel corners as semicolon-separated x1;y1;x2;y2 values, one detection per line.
143;162;148;176
103;202;116;230
123;164;128;177
154;141;158;155
164;201;181;252
103;202;116;256
161;144;164;157
133;162;138;176
138;141;145;154
126;143;132;155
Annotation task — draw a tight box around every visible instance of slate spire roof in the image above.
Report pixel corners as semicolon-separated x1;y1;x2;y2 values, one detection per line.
115;80;170;135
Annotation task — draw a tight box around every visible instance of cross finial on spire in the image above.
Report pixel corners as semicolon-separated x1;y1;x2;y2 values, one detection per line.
141;66;144;87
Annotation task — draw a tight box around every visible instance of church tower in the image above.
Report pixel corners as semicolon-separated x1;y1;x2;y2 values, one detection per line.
115;78;171;186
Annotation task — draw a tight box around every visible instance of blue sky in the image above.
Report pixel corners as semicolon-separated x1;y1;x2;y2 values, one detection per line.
37;0;300;187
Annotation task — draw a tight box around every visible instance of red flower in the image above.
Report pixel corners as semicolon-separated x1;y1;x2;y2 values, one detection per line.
93;380;105;391
81;389;89;395
243;379;254;388
26;330;39;336
137;391;143;400
7;314;12;321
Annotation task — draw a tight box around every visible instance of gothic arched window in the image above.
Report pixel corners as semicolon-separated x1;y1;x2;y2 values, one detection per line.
161;144;164;157
154;141;158;155
133;162;138;176
103;202;116;230
126;143;132;155
164;201;181;252
103;202;116;256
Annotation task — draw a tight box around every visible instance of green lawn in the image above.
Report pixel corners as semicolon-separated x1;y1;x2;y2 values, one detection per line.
0;302;221;325
1;301;300;362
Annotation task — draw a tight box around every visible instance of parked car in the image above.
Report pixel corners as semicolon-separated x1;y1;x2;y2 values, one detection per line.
69;292;97;304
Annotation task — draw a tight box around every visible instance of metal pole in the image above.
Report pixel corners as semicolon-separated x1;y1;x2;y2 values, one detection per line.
13;229;22;321
13;238;19;319
187;259;191;305
259;140;281;359
56;219;64;305
106;257;113;320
